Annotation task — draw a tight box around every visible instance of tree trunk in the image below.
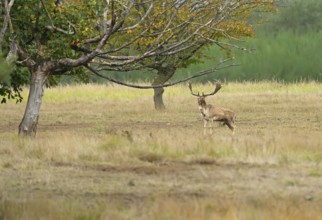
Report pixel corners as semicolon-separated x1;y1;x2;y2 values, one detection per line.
18;67;48;137
153;86;165;110
152;67;176;110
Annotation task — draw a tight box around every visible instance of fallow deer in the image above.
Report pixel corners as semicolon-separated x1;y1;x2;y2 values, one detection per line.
189;82;236;135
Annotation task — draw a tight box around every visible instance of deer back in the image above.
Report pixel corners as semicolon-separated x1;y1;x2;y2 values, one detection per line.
208;105;235;121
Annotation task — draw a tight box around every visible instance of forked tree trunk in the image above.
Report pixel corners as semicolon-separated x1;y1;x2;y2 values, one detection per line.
152;67;176;110
18;67;48;137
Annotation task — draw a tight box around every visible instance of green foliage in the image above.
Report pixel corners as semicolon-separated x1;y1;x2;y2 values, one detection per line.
266;0;322;34
10;0;104;60
223;0;322;82
1;0;104;102
0;56;11;84
0;56;29;104
183;31;322;82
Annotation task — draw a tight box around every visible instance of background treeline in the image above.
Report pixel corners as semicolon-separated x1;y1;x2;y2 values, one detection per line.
93;0;322;83
179;0;322;82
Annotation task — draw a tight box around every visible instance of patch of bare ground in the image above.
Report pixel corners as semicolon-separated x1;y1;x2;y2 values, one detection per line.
1;159;322;218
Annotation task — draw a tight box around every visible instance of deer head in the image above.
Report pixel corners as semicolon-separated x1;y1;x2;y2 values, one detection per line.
188;82;222;106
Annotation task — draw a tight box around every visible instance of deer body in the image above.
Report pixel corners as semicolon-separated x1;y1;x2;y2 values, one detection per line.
198;97;236;134
190;83;236;135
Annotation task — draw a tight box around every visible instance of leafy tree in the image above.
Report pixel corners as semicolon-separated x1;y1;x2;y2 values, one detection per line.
0;0;276;136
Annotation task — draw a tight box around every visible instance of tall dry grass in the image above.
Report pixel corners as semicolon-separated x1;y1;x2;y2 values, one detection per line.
2;82;321;165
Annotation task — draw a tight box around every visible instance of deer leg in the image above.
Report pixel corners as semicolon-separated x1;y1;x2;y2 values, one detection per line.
203;118;208;135
209;118;214;135
225;120;235;135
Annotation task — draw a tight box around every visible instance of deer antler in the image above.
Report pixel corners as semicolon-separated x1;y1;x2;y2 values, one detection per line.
189;82;222;97
188;83;200;97
202;82;222;97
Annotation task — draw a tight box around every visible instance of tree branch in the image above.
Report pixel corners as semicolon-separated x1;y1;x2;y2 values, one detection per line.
84;58;238;89
5;0;14;34
120;1;154;31
40;0;76;35
53;0;130;69
0;0;15;51
45;23;76;35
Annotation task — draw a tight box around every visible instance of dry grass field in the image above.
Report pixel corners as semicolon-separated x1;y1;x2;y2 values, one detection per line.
0;82;322;220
